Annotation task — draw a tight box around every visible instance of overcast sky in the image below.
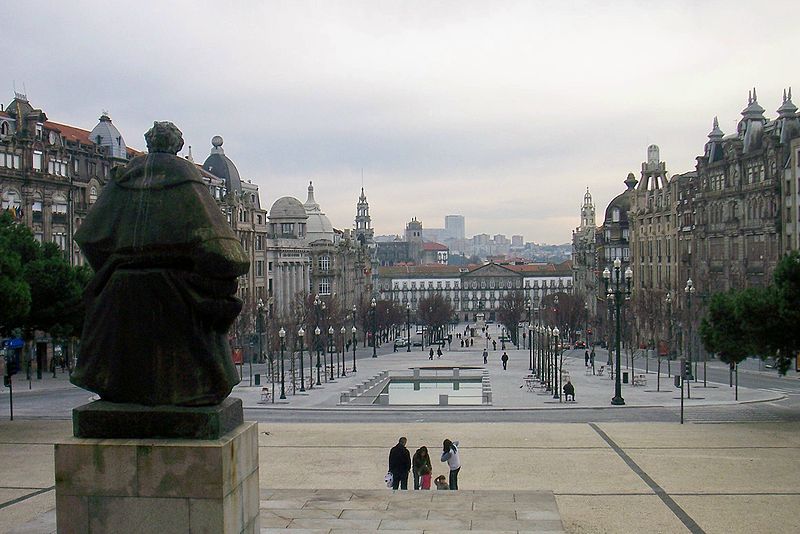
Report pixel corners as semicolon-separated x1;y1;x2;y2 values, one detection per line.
5;1;796;243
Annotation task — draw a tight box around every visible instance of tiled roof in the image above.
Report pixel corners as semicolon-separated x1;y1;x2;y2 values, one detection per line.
378;264;462;277
506;260;572;274
45;120;92;145
422;242;448;251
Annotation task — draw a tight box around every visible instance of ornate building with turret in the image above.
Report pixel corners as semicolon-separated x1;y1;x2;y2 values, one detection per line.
572;188;597;315
0;94;135;266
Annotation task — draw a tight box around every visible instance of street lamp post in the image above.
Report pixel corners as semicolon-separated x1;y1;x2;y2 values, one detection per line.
685;278;696;397
257;299;267;395
328;326;335;381
340;326;346;377
278;328;286;399
603;258;633;406
314;326;322;386
529;324;534;373
545;327;552;391
297;328;304;394
665;291;672;381
371;298;377;358
553;326;561;401
406;303;412;352
351;325;357;373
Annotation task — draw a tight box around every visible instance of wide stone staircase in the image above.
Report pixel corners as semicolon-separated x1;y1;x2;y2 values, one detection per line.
10;488;565;533
260;488;565;533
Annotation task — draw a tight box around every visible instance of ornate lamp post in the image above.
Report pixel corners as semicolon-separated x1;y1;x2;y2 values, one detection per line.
257;299;267;394
665;291;672;379
685;277;697;396
406;302;412;352
603;258;633;406
328;326;335;381
278;327;286;399
314;326;322;385
545;326;552;391
351;325;357;373
339;326;346;377
553;326;561;400
297;327;305;393
371;297;377;358
529;324;534;373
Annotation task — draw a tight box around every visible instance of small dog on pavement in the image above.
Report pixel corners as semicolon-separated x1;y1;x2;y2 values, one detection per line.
434;475;449;490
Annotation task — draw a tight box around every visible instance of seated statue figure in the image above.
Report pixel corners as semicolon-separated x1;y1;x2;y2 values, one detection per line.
70;122;249;406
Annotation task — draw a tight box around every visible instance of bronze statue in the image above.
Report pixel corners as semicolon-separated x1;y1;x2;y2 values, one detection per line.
71;122;249;406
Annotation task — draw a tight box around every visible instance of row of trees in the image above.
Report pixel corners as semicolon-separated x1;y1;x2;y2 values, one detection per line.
700;252;800;375
0;212;91;374
237;290;458;362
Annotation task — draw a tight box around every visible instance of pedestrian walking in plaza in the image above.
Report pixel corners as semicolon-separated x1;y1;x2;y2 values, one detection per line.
470;338;473;347
412;446;432;490
492;339;497;351
501;352;509;370
388;437;411;490
590;350;595;374
483;349;488;364
429;348;434;360
585;351;590;367
436;347;442;358
440;439;461;490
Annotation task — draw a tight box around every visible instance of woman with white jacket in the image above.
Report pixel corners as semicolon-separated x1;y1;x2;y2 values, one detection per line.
440;439;461;490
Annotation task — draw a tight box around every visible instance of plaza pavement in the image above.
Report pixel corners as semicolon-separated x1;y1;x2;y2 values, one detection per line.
2;336;798;533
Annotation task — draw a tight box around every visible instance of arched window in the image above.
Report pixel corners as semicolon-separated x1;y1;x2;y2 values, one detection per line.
612;208;621;222
89;186;98;204
0;121;8;135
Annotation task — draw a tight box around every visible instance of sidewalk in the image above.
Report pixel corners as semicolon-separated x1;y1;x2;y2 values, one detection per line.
231;341;782;411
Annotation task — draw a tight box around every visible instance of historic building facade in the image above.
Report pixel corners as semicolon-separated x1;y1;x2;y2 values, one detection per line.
0;94;133;266
376;261;573;322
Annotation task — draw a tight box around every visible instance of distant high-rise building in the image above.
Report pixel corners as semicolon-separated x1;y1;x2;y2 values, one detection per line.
511;235;523;247
445;214;465;240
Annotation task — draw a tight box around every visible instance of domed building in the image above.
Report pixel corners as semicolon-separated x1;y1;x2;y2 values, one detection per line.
89;112;128;161
303;181;334;243
267;195;310;315
201;136;268;331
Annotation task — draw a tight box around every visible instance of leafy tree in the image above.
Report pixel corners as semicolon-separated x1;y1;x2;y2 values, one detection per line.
0;213;32;334
700;252;800;375
699;291;750;368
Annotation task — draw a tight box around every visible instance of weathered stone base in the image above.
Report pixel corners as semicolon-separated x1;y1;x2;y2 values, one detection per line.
54;421;259;533
72;397;244;439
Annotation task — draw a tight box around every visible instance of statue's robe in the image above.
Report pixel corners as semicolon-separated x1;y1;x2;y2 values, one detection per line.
71;153;249;406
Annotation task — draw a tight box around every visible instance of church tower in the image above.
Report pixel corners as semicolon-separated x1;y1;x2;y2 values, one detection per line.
580;187;595;229
354;187;374;246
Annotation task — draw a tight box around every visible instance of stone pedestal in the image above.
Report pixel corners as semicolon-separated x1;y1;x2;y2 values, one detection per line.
55;421;259;533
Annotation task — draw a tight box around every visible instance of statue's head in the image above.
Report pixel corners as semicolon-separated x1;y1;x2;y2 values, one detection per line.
145;121;184;155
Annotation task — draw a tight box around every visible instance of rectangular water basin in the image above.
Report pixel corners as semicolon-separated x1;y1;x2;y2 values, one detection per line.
377;378;484;405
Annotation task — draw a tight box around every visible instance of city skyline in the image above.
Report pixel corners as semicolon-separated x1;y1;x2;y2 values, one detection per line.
4;1;796;242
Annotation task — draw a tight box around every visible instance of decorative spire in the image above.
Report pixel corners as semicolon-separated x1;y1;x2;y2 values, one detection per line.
741;88;765;119
777;87;798;118
708;116;724;139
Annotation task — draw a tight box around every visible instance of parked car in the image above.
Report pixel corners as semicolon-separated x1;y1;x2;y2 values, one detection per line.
499;335;512;343
574;341;586;349
412;340;423;347
393;338;408;349
561;342;571;350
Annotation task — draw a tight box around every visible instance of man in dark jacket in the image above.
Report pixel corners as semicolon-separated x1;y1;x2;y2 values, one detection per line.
388;437;411;490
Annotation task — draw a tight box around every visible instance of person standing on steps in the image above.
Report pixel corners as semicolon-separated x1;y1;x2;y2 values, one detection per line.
440;439;461;490
412;446;432;490
483;348;488;364
501;352;509;370
388;437;411;490
429;348;434;360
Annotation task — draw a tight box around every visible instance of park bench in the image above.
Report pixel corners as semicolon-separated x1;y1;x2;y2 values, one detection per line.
260;387;272;403
633;374;647;387
596;366;605;377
